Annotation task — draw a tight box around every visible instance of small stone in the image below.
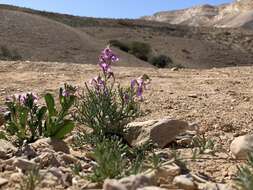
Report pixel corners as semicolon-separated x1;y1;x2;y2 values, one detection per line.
13;158;38;172
58;153;79;166
31;138;70;154
199;182;232;190
9;172;23;183
103;179;127;190
104;175;154;190
125;118;196;148
0;139;17;159
152;163;181;184
0;177;8;187
230;134;253;159
173;175;197;190
33;152;60;168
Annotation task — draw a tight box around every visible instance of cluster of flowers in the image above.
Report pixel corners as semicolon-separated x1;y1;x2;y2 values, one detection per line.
90;46;151;100
6;92;38;106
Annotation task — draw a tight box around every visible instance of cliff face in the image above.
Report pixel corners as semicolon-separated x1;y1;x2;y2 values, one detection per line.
142;0;253;29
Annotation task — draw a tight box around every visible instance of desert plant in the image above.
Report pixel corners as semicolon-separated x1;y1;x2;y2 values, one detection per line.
191;134;215;155
150;55;173;68
20;167;43;190
4;93;46;145
129;41;151;61
0;46;22;61
235;153;253;190
43;84;76;139
88;138;128;182
74;46;150;140
4;84;76;145
109;40;130;52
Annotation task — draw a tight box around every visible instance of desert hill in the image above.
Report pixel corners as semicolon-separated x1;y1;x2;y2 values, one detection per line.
0;4;253;68
142;0;253;29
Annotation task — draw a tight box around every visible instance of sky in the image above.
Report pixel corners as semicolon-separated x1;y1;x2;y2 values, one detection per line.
0;0;233;19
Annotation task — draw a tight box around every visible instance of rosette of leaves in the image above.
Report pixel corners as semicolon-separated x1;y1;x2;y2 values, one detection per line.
4;93;46;145
43;84;76;139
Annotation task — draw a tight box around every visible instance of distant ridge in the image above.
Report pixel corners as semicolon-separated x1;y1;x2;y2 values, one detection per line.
142;0;253;29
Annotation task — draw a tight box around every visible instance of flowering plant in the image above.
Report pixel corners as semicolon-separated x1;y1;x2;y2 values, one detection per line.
4;84;76;145
74;46;150;139
4;92;46;144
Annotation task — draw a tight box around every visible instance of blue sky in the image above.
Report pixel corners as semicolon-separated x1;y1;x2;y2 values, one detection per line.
0;0;233;18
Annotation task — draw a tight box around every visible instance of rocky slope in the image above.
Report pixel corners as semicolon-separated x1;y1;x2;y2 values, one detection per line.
142;0;253;29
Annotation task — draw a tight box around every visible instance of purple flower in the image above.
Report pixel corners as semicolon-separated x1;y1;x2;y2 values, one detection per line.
89;76;105;91
8;92;38;105
99;46;119;65
98;46;119;78
131;74;151;100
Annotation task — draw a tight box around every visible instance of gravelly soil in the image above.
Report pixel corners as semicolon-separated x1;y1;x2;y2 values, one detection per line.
1;61;253;184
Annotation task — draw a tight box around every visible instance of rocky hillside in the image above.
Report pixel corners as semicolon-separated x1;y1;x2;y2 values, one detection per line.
0;4;253;68
142;0;253;29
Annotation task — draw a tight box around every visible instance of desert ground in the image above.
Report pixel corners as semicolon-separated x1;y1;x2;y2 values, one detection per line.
0;61;253;188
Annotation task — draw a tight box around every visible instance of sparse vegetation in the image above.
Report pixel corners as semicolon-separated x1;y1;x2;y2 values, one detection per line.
110;40;151;62
149;54;173;68
4;84;76;146
20;167;43;190
235;153;253;190
0;46;22;61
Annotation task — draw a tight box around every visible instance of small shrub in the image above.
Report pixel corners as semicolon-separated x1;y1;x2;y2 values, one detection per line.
191;134;215;155
88;138;128;182
4;93;46;145
43;84;76;139
129;41;151;61
74;46;150;140
4;84;76;145
109;40;130;52
0;46;22;61
150;55;173;68
110;40;151;62
235;153;253;190
20;167;43;190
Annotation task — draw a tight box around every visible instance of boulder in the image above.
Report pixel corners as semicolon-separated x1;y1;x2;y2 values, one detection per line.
230;134;253;159
125;118;197;148
173;175;197;190
30;138;70;154
0;139;17;159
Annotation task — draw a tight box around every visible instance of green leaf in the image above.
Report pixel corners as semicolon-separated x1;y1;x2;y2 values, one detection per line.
37;106;47;121
0;131;7;140
53;120;74;139
44;93;57;117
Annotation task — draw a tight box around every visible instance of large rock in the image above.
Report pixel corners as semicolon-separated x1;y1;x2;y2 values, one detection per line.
30;138;70;154
103;175;154;190
173;175;197;190
125;118;197;148
0;139;17;159
230;134;253;159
